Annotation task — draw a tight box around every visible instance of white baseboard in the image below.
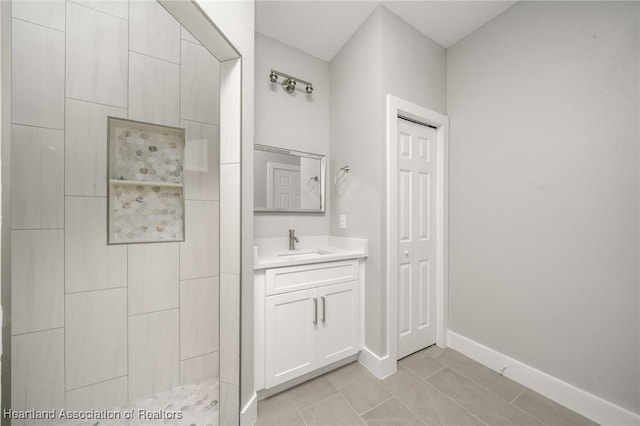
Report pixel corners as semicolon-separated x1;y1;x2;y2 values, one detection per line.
358;347;396;380
447;331;640;426
240;392;257;426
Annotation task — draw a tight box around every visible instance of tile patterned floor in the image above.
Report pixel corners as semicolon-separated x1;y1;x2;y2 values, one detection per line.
61;379;219;426
256;347;599;426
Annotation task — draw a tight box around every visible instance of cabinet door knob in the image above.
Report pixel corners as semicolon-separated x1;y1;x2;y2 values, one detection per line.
321;296;326;323
313;298;318;325
403;250;409;257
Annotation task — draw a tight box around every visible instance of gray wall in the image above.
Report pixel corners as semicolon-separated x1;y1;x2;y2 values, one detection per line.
330;7;384;353
380;7;446;114
447;1;640;413
254;33;330;238
330;6;446;356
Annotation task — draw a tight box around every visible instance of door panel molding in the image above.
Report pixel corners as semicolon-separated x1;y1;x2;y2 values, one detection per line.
397;118;437;358
385;95;449;372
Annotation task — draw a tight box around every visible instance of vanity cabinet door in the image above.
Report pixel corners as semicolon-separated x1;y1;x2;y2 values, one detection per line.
265;288;319;388
318;281;359;367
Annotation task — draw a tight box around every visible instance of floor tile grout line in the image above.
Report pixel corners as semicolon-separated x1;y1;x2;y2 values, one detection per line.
504;391;553;426
423;365;447;380
418;349;546;424
434;352;526;405
399;354;447;380
404;364;488;426
358;354;485;425
333;387;368;424
506;396;552;426
356;395;395;417
510;407;550;426
295;390;341;413
257;350;581;426
384;383;441;425
511;387;527;403
297;399;309;426
378;366;473;426
324;364;393;424
387;394;429;426
325;363;397;423
333;393;365;425
422;344;441;359
422;365;542;426
451;367;529;408
290;391;309;426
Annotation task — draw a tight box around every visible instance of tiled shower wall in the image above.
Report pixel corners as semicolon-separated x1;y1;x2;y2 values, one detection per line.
10;0;223;415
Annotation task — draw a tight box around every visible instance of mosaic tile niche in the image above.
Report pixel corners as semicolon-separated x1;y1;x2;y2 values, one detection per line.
108;117;186;244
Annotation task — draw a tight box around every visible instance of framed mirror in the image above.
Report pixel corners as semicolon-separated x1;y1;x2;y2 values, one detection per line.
254;144;325;213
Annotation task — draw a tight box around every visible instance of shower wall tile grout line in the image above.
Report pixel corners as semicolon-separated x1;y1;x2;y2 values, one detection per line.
10;326;65;338
11;0;224;417
66;0;128;22
130;48;180;66
12;15;65;33
64;96;126;111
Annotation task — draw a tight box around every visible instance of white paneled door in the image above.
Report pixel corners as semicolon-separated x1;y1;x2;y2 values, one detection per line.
397;117;437;359
267;162;301;209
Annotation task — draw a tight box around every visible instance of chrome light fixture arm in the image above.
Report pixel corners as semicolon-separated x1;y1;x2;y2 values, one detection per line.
269;69;314;94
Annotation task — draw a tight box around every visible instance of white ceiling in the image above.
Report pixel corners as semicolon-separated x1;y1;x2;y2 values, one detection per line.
255;1;518;62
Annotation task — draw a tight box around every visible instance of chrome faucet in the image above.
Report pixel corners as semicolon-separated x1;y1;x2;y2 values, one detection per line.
289;229;299;250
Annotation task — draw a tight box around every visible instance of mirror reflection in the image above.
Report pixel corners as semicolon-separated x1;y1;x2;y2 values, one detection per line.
254;144;325;212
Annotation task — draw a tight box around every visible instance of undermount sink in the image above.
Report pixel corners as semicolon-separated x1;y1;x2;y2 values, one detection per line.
276;248;332;256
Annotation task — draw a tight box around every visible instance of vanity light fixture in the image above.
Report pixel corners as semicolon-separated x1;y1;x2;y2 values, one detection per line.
283;78;296;93
269;69;313;95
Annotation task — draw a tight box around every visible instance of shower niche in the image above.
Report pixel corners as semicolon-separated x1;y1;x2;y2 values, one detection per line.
107;117;186;244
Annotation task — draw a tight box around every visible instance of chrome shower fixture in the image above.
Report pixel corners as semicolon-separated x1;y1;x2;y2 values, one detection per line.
269;69;313;95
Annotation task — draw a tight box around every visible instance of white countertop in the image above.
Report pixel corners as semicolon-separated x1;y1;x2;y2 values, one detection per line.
253;236;368;270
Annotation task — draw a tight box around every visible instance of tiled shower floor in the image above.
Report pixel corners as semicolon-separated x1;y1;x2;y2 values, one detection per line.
62;379;219;426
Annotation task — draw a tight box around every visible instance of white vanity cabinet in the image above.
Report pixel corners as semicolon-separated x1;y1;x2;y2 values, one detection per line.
255;259;363;390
